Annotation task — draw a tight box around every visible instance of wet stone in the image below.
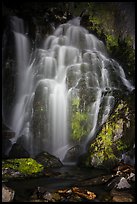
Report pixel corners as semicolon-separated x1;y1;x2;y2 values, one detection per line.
2;184;15;202
112;195;134;202
116;177;131;189
43;192;53;201
51;192;61;201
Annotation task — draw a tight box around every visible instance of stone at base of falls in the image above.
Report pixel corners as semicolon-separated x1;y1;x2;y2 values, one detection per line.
9;143;30;159
2;184;15;202
116;177;131;189
63;145;81;163
35;151;63;168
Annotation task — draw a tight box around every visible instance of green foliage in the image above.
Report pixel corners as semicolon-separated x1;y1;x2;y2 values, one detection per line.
90;122;116;163
116;139;129;152
87;4;135;83
71;97;90;141
71;111;89;141
106;34;118;51
89;100;132;166
2;158;44;175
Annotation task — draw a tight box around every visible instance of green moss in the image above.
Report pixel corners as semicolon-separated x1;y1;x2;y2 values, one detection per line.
2;158;44;175
71;97;90;141
89;100;131;166
116;139;128;151
90;122;116;163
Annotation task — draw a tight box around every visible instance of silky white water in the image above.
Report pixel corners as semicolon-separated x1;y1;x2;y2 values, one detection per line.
3;16;134;160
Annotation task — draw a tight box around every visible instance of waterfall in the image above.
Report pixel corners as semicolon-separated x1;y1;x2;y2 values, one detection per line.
3;16;134;160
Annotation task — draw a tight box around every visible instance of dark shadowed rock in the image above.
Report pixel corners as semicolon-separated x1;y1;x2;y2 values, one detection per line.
35;151;63;168
63;145;81;163
2;123;15;158
9;143;30;158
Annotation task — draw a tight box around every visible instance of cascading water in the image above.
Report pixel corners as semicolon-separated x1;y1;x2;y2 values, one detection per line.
3;16;134;161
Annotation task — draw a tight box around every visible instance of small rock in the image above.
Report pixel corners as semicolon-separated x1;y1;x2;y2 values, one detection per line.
127;172;135;182
43;192;52;201
116;177;131;189
66;189;72;194
2;185;15;202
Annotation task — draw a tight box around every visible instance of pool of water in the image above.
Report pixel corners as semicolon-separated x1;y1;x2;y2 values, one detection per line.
4;165;111;202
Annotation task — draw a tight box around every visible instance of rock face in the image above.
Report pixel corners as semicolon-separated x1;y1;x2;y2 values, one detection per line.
9;143;30;158
2;123;15;158
35;151;63;168
83;99;135;169
63;145;81;163
2;185;15;202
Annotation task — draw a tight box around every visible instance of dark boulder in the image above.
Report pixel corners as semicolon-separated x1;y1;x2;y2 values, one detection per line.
35;151;63;168
63;145;81;163
9;143;30;158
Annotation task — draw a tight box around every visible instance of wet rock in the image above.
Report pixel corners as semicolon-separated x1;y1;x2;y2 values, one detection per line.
35;151;63;168
43;192;53;201
121;148;135;166
31;187;61;202
63;145;81;162
106;176;121;190
116;177;131;189
112;195;134;202
2;167;21;179
2;184;15;202
9;143;30;158
127;172;135;182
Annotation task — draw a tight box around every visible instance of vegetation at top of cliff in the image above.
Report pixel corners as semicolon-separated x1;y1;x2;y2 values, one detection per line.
2;158;44;176
86;2;135;83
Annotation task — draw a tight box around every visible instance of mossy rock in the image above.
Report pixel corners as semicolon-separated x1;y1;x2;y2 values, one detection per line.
85;99;134;169
2;158;44;179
